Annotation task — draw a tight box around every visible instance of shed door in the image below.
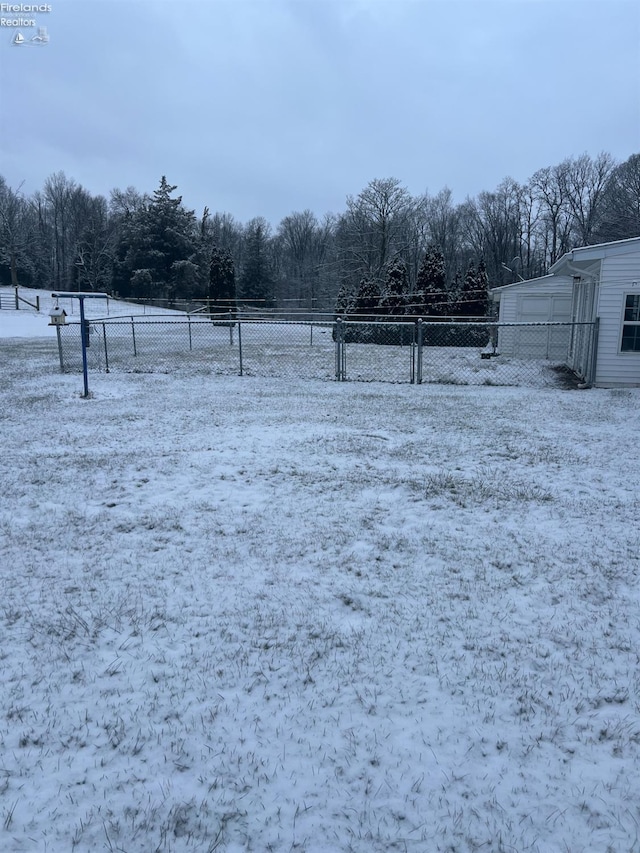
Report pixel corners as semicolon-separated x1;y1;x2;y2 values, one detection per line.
515;295;572;359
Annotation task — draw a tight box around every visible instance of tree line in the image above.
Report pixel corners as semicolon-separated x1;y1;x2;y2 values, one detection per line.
0;151;638;317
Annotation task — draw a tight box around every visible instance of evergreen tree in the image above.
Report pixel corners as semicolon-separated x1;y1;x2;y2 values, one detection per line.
121;176;198;301
475;258;489;315
456;259;489;317
457;262;476;316
353;276;382;316
415;246;448;316
240;218;273;307
208;246;236;313
381;258;408;315
130;268;153;299
334;281;354;316
171;259;200;301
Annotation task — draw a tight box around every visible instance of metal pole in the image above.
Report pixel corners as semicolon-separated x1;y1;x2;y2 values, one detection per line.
56;325;64;372
79;296;90;398
188;315;192;351
412;323;418;385
417;318;423;385
229;310;233;346
341;319;346;379
102;322;110;373
131;317;137;356
335;318;342;380
588;318;599;386
238;317;243;376
51;292;109;397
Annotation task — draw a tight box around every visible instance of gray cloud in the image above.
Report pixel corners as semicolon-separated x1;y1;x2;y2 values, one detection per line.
1;0;638;224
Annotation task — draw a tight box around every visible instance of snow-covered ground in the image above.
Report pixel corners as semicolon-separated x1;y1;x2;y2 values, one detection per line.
1;302;639;852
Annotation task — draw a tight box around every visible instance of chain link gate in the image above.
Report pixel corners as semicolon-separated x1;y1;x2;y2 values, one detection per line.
334;318;418;383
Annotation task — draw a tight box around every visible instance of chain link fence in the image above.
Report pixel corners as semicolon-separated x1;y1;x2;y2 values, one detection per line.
55;314;598;388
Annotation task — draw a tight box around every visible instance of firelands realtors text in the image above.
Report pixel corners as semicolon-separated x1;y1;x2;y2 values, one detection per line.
1;3;50;26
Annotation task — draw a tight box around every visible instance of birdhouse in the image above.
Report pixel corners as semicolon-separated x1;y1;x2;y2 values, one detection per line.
49;306;67;326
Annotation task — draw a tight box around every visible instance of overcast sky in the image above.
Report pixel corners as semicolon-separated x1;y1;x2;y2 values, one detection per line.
1;0;639;226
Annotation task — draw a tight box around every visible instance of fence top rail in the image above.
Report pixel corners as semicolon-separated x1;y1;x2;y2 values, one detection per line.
420;320;596;328
341;319;596;328
64;315;597;329
51;291;110;299
91;314;222;323
233;317;336;326
86;315;337;327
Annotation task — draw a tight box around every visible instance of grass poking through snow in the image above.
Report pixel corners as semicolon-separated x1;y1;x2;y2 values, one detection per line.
0;339;639;852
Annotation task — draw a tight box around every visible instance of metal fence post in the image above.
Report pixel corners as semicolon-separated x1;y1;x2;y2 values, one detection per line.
587;318;599;386
56;325;64;372
228;310;234;345
334;318;343;380
102;322;110;373
410;323;416;384
416;318;423;385
188;315;192;351
131;317;137;356
78;297;90;398
489;323;497;356
238;317;243;376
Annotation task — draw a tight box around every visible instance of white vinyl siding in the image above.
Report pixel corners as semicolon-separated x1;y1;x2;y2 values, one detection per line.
493;276;572;359
591;253;640;387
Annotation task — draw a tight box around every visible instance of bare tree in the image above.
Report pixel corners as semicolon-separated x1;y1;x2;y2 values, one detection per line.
424;187;461;287
595;153;640;242
44;170;78;290
517;182;544;279
530;164;573;267
73;195;115;291
0;178;33;288
277;209;318;306
311;213;338;309
204;211;242;258
342;177;415;285
109;185;150;219
559;152;616;245
29;189;55;288
458;179;524;284
275;209;339;309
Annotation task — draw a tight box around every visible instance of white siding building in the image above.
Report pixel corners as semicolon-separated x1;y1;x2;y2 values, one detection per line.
490;237;640;387
490;274;573;360
550;237;640;387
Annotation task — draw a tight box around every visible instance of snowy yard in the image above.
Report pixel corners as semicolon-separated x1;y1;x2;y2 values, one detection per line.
1;304;640;852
